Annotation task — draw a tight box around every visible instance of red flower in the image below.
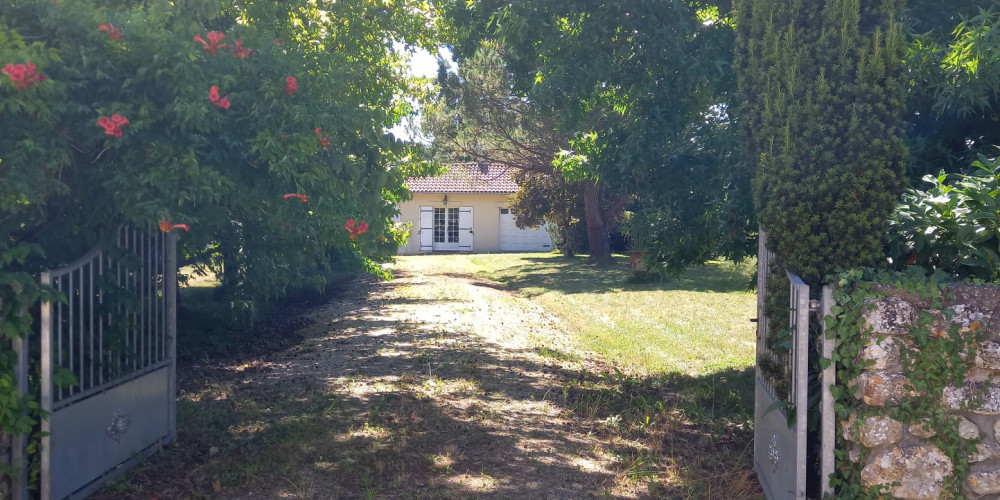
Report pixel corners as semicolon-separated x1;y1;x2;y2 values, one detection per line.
230;39;254;59
2;62;45;90
99;22;122;41
283;193;308;203
159;220;190;233
284;76;298;95
314;127;330;147
95;114;130;137
194;32;228;56
344;219;368;240
209;85;230;110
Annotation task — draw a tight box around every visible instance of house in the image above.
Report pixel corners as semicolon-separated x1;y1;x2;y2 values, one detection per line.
397;163;553;254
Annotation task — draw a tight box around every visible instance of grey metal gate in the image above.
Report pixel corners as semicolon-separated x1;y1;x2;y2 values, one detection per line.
754;233;836;499
36;226;177;499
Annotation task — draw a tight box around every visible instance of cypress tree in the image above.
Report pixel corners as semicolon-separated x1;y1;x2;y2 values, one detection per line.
735;0;907;286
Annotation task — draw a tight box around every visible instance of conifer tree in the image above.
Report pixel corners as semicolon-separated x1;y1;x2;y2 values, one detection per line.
735;0;907;284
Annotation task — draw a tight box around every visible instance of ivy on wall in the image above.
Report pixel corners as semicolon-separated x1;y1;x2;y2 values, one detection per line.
826;268;982;498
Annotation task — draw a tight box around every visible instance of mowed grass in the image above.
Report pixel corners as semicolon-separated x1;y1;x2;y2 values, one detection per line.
456;252;757;377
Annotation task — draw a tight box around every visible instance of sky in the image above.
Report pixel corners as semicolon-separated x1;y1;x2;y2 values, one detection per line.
388;45;456;143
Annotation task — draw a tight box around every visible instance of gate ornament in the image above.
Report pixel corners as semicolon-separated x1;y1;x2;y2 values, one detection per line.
769;434;780;473
106;408;132;443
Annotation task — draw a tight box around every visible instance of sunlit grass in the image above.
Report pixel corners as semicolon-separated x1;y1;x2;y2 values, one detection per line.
453;252;757;376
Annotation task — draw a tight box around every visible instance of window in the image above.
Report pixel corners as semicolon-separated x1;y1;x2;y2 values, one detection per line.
500;208;510;214
434;207;460;243
447;207;459;242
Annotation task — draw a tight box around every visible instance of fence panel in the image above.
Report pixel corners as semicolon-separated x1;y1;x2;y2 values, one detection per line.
38;226;176;500
754;231;809;499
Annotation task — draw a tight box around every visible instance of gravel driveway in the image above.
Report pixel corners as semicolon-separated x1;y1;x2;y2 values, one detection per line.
104;256;646;500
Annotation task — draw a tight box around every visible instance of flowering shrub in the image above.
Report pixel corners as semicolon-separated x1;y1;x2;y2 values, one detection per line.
1;62;44;89
208;85;230;109
344;219;369;240
98;23;121;41
283;193;308;203
159;220;190;233
194;31;227;56
95;114;129;136
0;0;439;310
314;127;331;147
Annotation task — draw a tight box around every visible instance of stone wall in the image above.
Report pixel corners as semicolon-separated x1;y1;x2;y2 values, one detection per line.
846;284;1000;499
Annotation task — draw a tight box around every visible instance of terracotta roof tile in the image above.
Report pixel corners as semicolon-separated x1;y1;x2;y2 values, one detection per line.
407;163;518;194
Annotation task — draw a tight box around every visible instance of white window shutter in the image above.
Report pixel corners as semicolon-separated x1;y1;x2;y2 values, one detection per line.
419;206;433;251
458;206;473;252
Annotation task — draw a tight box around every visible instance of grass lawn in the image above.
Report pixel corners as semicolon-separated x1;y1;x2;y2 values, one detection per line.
462;252;757;377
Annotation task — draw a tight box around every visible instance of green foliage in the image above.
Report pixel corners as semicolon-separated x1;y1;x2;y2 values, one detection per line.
735;0;908;286
902;7;1000;180
508;169;587;257
0;0;438;478
888;153;1000;280
435;0;752;267
826;268;978;498
1;0;435;297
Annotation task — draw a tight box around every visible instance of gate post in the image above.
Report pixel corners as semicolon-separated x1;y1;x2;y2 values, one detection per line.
166;233;177;443
2;297;29;500
820;286;835;497
12;316;28;500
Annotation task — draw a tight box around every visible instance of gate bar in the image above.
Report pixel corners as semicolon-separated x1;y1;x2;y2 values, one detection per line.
821;286;835;496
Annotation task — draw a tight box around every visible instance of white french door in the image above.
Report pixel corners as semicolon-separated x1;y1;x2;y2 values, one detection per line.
433;207;460;251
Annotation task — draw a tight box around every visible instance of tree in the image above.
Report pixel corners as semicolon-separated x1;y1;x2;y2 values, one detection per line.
434;0;747;268
423;41;605;259
0;0;437;304
507;169;588;256
735;0;907;285
902;6;1000;181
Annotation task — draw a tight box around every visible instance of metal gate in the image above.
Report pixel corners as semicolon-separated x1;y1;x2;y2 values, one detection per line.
754;233;835;499
35;226;177;499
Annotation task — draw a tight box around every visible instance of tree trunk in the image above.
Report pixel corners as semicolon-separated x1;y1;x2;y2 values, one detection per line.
582;182;612;266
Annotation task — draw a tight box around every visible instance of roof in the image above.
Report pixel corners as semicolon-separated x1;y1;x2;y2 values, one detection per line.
406;164;518;194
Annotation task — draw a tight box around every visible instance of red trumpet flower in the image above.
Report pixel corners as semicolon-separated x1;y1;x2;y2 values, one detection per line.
159;220;190;233
283;193;308;203
99;22;122;41
230;39;255;59
2;62;45;90
344;219;368;240
209;85;230;110
95;114;130;137
314;127;330;147
194;32;228;56
284;76;298;95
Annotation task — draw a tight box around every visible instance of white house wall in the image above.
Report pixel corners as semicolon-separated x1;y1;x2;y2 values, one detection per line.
397;193;510;254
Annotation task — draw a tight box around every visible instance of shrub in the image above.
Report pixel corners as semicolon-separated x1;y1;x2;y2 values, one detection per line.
888;153;1000;280
735;0;908;286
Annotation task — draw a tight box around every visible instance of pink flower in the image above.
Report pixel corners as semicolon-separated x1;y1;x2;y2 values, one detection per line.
314;127;330;147
99;23;122;41
2;62;45;89
230;39;254;59
344;219;368;240
194;32;228;56
284;76;298;95
95;114;130;137
209;85;230;110
159;220;190;233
